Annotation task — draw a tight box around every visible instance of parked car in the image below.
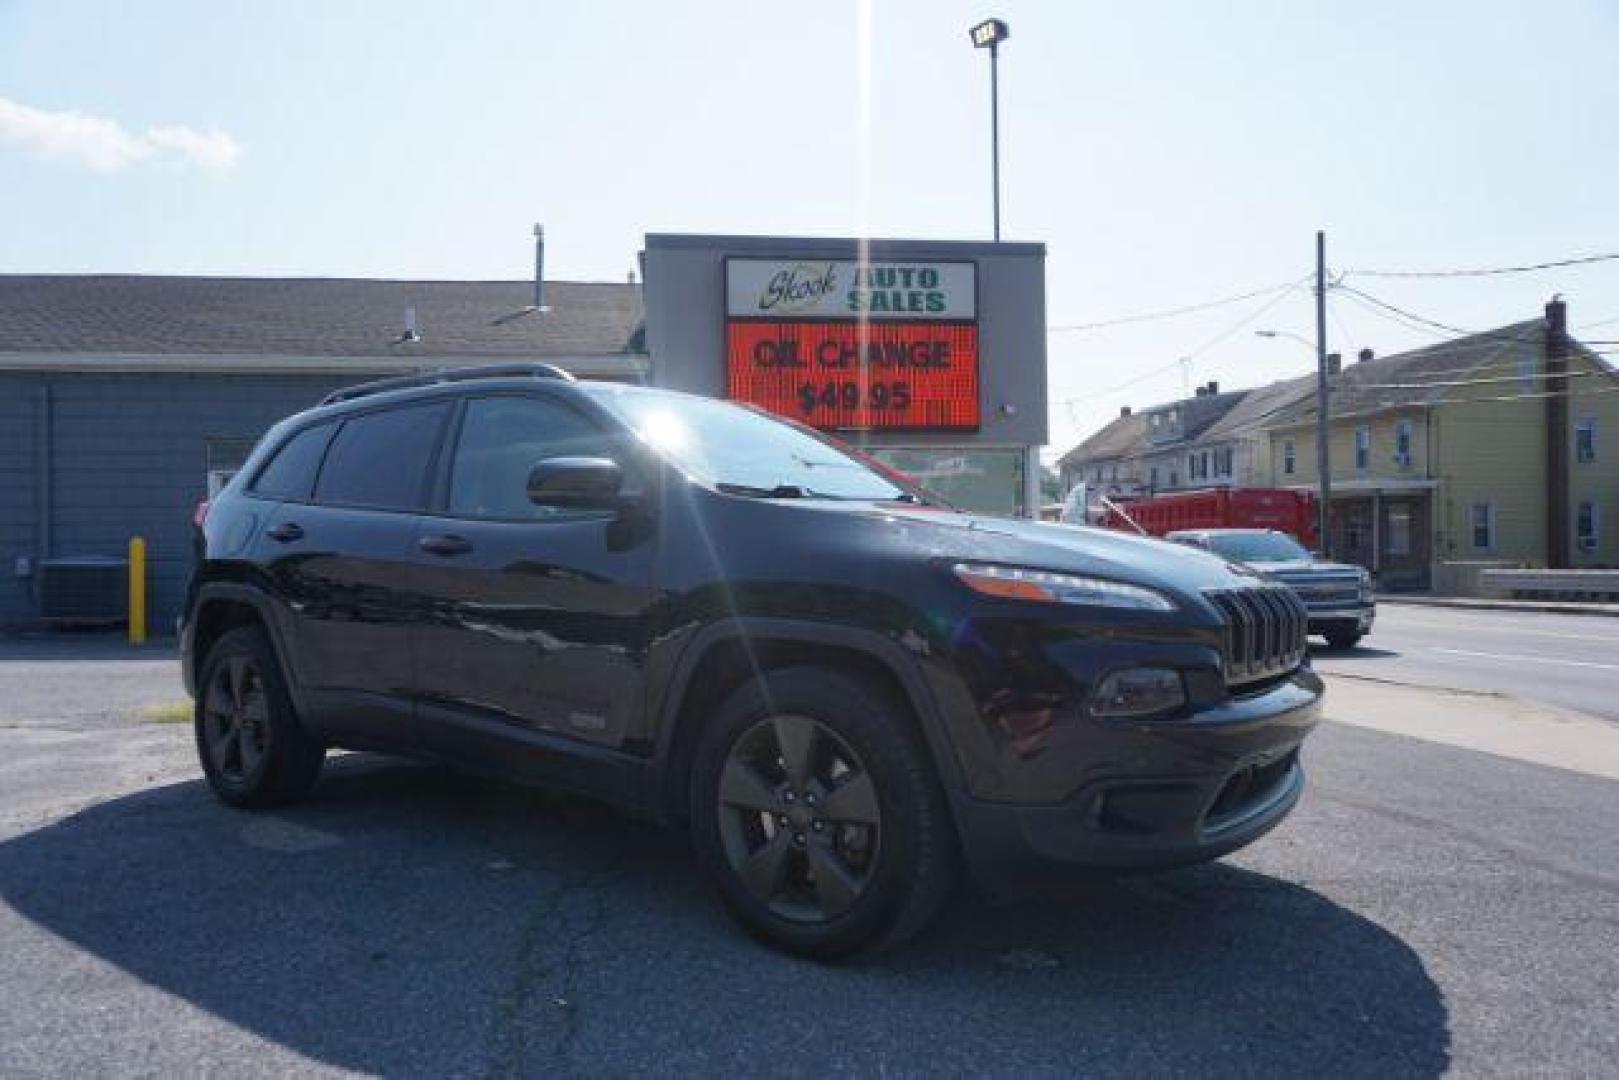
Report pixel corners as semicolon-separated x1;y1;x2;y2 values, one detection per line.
1167;528;1374;649
181;364;1322;958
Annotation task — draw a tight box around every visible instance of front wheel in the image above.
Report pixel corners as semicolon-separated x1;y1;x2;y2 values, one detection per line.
1323;627;1364;650
689;666;957;959
195;625;325;808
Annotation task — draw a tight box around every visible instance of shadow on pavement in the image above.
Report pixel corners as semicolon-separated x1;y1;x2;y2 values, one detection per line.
0;755;1449;1075
1310;643;1402;660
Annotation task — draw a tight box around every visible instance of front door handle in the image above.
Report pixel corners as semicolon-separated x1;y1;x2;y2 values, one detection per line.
266;522;304;543
418;534;473;557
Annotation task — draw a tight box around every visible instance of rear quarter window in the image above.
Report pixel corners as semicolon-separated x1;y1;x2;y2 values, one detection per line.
250;422;335;500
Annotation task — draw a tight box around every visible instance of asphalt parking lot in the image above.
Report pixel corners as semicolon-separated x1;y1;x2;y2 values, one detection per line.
2;634;1616;1077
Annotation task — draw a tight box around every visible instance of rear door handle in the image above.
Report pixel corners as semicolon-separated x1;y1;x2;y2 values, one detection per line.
418;534;473;556
266;523;304;543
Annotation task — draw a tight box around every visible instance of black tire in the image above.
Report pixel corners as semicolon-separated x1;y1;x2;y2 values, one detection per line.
194;625;324;808
688;665;958;959
1324;628;1364;651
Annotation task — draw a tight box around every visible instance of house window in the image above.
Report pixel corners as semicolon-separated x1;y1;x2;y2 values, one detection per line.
1394;420;1412;469
1188;453;1199;480
1470;501;1494;550
1283;440;1296;476
1221;447;1234;476
1576;418;1596;464
1354;426;1370;470
1170;470;1179;487
1149;467;1159;489
1578;501;1599;552
205;436;257;497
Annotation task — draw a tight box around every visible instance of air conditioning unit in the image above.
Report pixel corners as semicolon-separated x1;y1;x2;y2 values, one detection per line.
37;557;128;624
1579;536;1599;552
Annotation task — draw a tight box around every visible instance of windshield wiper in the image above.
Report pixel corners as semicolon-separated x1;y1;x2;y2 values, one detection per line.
717;482;811;499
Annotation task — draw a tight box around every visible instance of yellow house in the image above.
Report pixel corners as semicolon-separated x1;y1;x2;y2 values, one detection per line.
1262;307;1618;590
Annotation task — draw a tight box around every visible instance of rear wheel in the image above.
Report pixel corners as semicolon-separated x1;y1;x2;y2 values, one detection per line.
195;626;324;808
689;666;957;959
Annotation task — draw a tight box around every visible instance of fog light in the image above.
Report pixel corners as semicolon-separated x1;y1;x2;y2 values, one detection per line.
1091;668;1185;720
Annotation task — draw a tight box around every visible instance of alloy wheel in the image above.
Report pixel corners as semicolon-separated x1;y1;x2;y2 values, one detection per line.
202;654;270;783
716;714;882;923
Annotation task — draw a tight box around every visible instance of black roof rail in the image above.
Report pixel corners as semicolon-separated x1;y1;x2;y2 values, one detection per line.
319;362;575;406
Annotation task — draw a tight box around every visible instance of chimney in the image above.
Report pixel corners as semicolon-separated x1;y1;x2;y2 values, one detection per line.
1546;296;1571;567
1206;380;1219;394
1120;406;1132;417
532;223;546;312
1194;386;1207;398
1357;348;1374;363
627;269;637;284
1326;352;1342;376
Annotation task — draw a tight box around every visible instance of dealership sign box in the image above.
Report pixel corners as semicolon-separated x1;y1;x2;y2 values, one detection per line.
725;258;980;431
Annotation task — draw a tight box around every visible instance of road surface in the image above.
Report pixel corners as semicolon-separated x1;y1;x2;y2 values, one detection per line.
1312;601;1619;721
0;633;1615;1076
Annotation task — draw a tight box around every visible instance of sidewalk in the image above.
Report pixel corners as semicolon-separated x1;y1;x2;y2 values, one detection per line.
1320;673;1619;780
1375;593;1619;618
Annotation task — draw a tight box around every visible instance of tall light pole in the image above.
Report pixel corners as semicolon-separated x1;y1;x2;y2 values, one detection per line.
970;18;1009;241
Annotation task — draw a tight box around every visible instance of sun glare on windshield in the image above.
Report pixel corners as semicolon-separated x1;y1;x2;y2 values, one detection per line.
636;409;691;454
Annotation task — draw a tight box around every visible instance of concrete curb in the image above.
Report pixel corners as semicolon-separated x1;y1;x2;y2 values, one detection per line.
1375;595;1619;618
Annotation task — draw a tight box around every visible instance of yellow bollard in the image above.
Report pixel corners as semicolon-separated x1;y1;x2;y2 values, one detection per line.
128;536;147;645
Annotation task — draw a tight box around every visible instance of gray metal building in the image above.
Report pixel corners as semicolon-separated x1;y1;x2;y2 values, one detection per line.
0;275;646;629
1;234;1049;631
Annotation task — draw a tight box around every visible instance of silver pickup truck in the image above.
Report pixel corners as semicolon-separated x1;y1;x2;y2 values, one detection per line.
1167;528;1375;649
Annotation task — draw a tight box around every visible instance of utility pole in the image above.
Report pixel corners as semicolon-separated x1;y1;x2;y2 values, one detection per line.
1314;230;1331;556
1546;296;1570;568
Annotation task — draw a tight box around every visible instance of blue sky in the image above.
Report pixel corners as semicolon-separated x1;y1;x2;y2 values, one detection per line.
3;0;1617;455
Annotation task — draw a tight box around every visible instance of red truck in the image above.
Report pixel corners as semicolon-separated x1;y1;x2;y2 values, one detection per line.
1094;487;1320;549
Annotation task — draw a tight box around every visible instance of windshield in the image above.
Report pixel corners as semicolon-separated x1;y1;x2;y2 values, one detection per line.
590;386;912;501
1204;532;1310;562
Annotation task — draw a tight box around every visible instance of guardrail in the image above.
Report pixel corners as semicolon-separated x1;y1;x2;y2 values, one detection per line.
1480;568;1619;601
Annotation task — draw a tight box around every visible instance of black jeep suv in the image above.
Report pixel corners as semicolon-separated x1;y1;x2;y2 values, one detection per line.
182;364;1322;957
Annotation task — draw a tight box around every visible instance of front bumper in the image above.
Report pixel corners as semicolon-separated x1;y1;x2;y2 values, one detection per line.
1306;602;1376;635
947;668;1322;896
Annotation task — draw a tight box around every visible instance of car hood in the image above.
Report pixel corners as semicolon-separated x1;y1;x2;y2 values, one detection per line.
1243;558;1363;576
812;503;1263;597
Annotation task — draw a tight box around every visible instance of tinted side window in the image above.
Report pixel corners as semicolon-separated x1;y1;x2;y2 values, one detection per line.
315;402;450;510
449;396;619;519
251;422;335;500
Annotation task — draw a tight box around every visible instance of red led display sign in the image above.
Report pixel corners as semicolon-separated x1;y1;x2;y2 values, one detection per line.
725;321;980;431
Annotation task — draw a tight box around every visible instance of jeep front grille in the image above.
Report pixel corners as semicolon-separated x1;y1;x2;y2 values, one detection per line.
1205;586;1308;686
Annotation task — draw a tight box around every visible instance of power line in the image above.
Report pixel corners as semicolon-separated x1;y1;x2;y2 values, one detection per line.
1333;284;1476;336
1059;282;1309;408
1353;368;1607;391
1047;277;1304;333
1344;251;1619;279
1183;281;1308;361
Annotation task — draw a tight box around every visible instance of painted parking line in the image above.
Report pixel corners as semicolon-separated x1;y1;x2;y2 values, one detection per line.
1429;647;1619;672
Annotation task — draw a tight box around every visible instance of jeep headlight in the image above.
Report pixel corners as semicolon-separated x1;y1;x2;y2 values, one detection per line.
952;563;1176;611
1091;667;1187;719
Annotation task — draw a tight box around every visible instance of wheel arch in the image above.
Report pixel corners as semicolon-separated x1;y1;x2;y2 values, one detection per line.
189;583;309;718
652;618;966;827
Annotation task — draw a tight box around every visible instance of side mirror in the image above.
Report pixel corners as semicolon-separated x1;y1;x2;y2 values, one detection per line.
527;456;625;508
